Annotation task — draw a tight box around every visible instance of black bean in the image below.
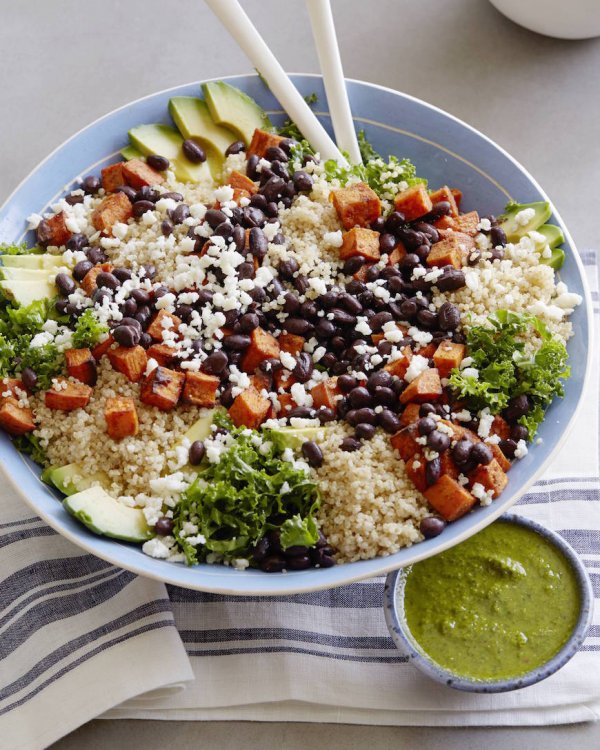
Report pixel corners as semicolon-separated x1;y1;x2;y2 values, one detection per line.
210;221;232;239
243;206;266;228
340;436;361;452
223;334;251;351
333;374;353;394
510;424;529;442
292;170;313;192
415;244;431;263
399;254;421;273
120;317;142;332
129;288;149;305
490;226;507;247
402;229;429;251
471;442;493;465
252;537;270;562
260;554;287;573
35;220;53;246
265;145;288;162
204;208;226;229
420;516;446;538
55;272;75;296
368;311;393;332
182;139;206;163
366;371;391;392
260;175;286;203
287;554;312;571
161;219;174;236
417;416;437;436
348;387;372;409
244;153;259;179
226;140;246;156
155;517;174;535
122;298;137;317
373;386;396;407
21;367;37;391
130;199;154;218
135;186;159;203
366;266;381;282
96;272;120;290
113;268;132;283
286;407;314;420
82;175;101;194
437;302;461;331
413;221;439;244
65;192;84;206
379;232;397;255
385;210;406;234
499;438;518;459
284;317;312;336
202;350;228;376
312;318;333;339
314;407;334;425
147;154;170;171
452;439;474;465
65;233;88;252
248;286;266;304
342;256;365;277
429;201;451;219
300;300;318;320
172;204;190;225
338;293;363;316
397;299;416;320
249;227;268;258
418;403;435;418
143;264;157;281
427;430;451;452
354;407;378;426
220;385;236;408
302;440;323;468
292;352;313;383
113;325;139;347
354;422;376;441
435;268;466;292
311;548;336;568
426;457;442;486
186;440;206;466
504;395;530;422
416;309;438;329
87;247;108;265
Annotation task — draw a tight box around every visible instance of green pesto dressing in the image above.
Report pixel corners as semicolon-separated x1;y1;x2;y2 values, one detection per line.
402;521;580;681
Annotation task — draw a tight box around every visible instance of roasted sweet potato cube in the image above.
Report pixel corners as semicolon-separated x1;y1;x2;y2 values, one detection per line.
276;392;296;414
91;192;133;233
426;236;465;269
439;451;460;481
490;443;511;472
0;378;28;401
183;371;219;407
101;163;126;192
424;475;476;522
433;341;465;377
122;158;165;189
428;186;459;217
331;182;381;230
490;415;510;440
228;386;271;429
41;212;71;247
390;426;421;462
65;348;97;386
241;327;280;373
452;211;480;237
140;366;185;410
227;170;258;195
384;346;413;379
400;369;443;404
91;335;114;360
247;128;285;159
406;453;428;493
146;309;182;342
310;377;340;410
273;369;296;391
107;345;148;383
393;184;432;221
105;397;139;440
451;188;463;210
278;332;304;356
339;227;381;262
418;342;437;360
0;398;35;435
400;402;421;426
80;262;114;296
469;458;508;498
147;343;177;367
353;264;372;282
387;242;407;266
249;371;272;392
45;378;92;411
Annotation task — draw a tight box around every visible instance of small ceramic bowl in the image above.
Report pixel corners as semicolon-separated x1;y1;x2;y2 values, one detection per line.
384;513;594;692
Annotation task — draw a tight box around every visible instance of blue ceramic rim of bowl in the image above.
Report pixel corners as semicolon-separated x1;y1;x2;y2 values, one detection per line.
383;513;595;693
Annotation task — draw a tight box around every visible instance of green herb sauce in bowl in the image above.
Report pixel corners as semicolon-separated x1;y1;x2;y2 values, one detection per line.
384;515;594;691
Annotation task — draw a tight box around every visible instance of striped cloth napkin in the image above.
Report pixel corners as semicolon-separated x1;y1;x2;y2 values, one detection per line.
1;255;598;750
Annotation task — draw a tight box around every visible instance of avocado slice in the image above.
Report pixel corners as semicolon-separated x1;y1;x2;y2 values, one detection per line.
64;486;152;543
120;144;143;161
128;124;211;183
50;462;110;496
41;465;58;486
0;254;66;270
498;201;552;243
202;81;271;144
540;247;565;271
181;410;215;445
269;425;328;452
0;278;56;306
169;97;237;177
0;267;55;282
535;223;565;250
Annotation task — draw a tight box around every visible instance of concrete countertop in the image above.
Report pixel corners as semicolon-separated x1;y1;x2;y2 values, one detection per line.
1;0;599;747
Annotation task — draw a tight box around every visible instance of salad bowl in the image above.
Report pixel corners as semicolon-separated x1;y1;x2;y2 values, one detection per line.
0;74;592;594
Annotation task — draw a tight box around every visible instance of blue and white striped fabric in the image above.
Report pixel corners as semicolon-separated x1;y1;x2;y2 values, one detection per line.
1;257;598;748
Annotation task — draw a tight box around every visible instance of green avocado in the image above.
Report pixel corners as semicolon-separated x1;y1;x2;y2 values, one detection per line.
169;97;237;177
0;254;66;270
498;201;552;242
181;410;215;445
64;486;152;543
0;267;55;282
540;247;566;271
202;81;271;144
127;124;211;184
269;425;327;452
50;462;110;496
536;223;565;249
0;277;56;306
120;144;144;161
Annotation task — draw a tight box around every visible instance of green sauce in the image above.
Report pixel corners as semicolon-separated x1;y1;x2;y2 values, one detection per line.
403;521;580;681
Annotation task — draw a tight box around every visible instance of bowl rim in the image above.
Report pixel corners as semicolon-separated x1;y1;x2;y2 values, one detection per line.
0;72;594;595
383;513;595;692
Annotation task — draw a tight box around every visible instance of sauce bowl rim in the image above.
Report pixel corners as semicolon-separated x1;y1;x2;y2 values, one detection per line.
383;512;595;693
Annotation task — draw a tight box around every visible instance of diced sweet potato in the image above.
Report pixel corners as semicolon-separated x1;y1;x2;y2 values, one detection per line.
276;392;296;414
122;158;165;189
0;378;28;401
406;453;428;493
101;163;126;192
41;212;71;247
331;182;381;230
107;345;148;383
390;426;421;462
400;368;443;404
146;309;182;342
249;371;272;392
105;397;139;440
247;128;285;159
91;335;114;360
433;341;465;377
91;192;133;233
0;398;35;435
45;379;92;411
65;348;97;386
228;386;271;429
147;343;177;367
353;263;372;282
435;212;480;237
490;443;511;472
490;415;510;441
451;189;463;210
469;458;508;498
426;236;465;269
310;377;340;410
227;170;258;195
424;475;476;522
384;346;413;379
418;342;437;360
140;366;185;410
440;451;460;482
428;186;459;217
80;262;114;296
273;369;296;391
241;327;280;373
387;243;407;266
400;402;421;426
339;227;381;262
393;184;432;221
183;371;219;407
278;332;304;356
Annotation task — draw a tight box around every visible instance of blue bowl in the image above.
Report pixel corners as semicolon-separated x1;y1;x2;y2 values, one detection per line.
0;74;593;594
383;514;595;692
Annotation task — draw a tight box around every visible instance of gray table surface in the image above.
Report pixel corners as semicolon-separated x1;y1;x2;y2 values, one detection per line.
1;0;599;747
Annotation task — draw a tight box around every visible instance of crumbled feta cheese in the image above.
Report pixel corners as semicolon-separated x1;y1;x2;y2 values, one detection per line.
404;354;430;383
